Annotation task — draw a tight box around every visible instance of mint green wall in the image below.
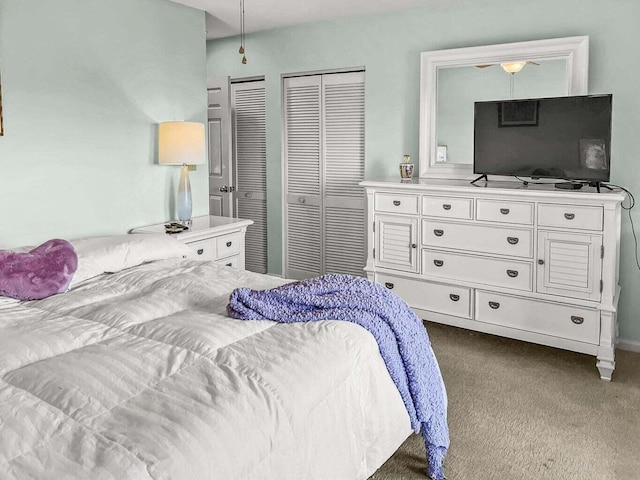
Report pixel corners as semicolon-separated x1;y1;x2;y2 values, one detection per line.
0;0;207;248
207;0;640;342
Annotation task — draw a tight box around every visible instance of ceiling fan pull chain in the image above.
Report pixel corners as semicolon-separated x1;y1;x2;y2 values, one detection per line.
238;0;247;63
510;73;514;99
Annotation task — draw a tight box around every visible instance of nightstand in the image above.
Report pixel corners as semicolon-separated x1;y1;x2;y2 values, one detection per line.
131;215;253;269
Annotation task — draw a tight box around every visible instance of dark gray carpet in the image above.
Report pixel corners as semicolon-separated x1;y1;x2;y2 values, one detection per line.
371;322;640;480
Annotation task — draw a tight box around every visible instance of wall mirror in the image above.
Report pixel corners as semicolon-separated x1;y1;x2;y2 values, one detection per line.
419;36;589;179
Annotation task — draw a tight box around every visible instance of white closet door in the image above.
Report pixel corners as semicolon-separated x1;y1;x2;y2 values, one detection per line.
323;72;366;276
283;71;365;279
284;75;322;279
207;77;233;217
232;80;268;273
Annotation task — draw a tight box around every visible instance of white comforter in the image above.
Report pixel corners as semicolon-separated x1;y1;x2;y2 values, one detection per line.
0;259;411;480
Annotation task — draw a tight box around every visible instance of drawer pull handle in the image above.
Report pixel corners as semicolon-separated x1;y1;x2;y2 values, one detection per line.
538;259;545;265
564;213;575;220
449;294;460;302
434;229;444;237
500;208;510;215
571;315;584;325
197;249;204;255
225;262;233;267
507;236;519;245
489;301;500;310
507;269;519;278
384;282;394;289
442;204;451;210
393;200;401;206
226;241;232;247
433;260;444;267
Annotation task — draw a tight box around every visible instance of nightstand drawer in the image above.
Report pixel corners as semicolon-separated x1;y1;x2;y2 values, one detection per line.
185;238;217;260
216;255;239;268
216;233;242;258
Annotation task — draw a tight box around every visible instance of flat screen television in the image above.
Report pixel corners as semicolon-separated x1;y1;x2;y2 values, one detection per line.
473;94;612;183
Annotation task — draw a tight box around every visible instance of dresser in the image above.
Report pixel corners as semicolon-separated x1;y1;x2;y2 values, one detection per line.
361;179;625;380
131;216;253;269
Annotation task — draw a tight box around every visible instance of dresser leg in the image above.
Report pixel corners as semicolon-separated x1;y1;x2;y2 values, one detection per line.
596;310;616;381
596;357;615;381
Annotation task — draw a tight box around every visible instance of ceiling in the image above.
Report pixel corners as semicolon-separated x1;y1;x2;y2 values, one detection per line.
170;0;449;40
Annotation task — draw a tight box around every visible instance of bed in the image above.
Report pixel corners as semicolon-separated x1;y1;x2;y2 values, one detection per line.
0;235;438;479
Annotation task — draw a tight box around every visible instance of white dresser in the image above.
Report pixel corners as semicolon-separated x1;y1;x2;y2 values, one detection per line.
361;179;625;380
131;216;253;269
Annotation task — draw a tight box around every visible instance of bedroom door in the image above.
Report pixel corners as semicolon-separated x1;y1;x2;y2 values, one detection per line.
232;79;268;274
207;76;234;217
283;71;366;279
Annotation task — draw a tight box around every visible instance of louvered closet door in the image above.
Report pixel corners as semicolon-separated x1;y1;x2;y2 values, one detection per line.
284;71;365;280
284;75;323;279
232;80;267;273
322;72;366;276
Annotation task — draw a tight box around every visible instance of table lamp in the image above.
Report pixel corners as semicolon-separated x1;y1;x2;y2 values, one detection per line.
158;121;206;224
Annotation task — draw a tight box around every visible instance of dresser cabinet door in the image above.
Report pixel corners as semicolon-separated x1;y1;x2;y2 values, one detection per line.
375;215;419;272
536;231;603;301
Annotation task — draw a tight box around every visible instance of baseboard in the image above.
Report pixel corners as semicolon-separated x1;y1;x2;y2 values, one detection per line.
617;338;640;353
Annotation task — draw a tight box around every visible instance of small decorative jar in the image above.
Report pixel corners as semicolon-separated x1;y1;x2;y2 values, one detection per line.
400;155;414;180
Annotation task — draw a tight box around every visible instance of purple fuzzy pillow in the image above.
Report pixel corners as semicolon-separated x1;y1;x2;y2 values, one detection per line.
0;239;78;301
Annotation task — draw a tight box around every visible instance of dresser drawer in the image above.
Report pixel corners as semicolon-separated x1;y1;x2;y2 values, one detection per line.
185;238;216;260
374;193;419;215
377;273;472;319
475;291;599;344
216;255;239;268
216;232;242;258
422;220;533;258
476;199;534;225
538;203;603;231
422;196;473;220
422;249;533;291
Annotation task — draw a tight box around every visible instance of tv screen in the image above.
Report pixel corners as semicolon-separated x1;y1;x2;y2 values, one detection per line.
473;94;612;182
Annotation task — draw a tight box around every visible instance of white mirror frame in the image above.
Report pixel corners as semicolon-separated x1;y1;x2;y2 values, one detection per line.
419;36;589;179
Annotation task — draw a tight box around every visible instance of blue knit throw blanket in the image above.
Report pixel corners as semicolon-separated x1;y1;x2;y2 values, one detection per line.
227;274;449;479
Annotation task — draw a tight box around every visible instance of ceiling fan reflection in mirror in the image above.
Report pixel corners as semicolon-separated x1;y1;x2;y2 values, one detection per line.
476;61;540;98
475;60;540;72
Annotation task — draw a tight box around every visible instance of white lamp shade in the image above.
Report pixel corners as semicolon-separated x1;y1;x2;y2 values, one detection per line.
158;122;206;166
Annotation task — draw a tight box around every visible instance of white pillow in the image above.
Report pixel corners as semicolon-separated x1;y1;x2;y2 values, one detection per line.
68;234;192;288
